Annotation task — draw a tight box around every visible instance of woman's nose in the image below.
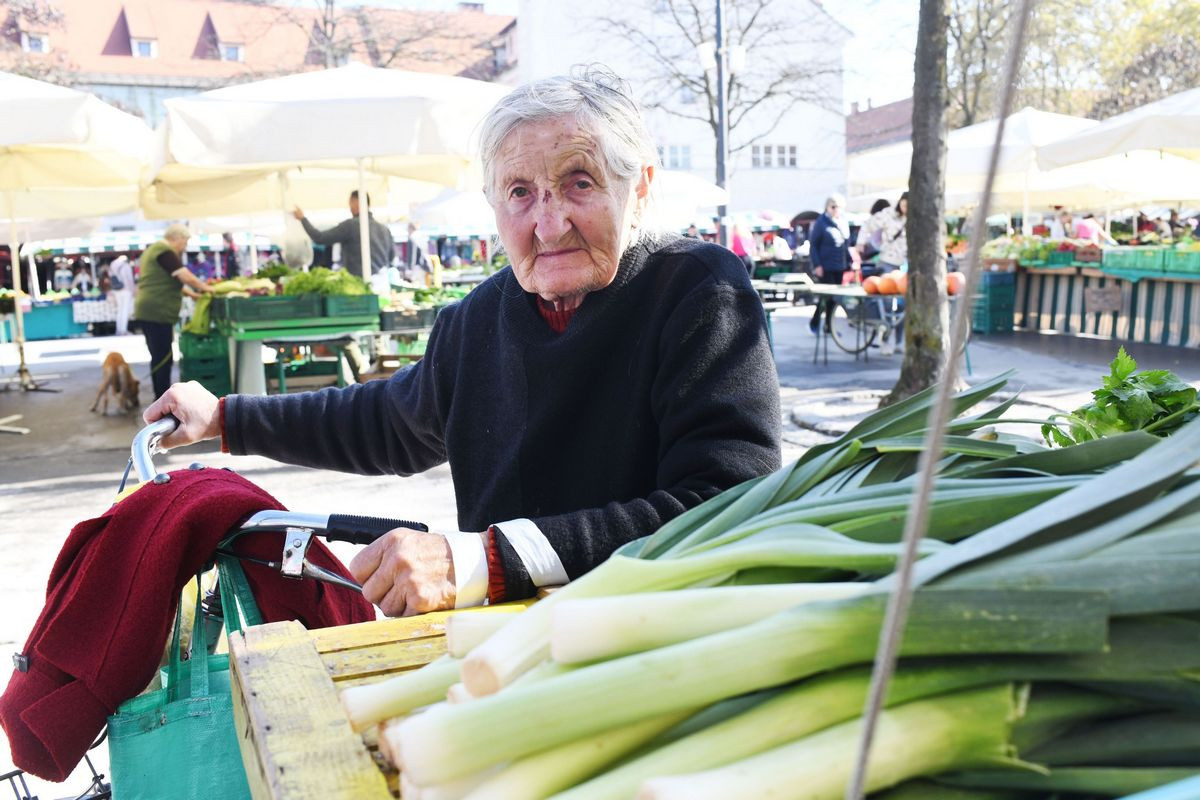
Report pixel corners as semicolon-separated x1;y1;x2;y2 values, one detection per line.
533;191;571;242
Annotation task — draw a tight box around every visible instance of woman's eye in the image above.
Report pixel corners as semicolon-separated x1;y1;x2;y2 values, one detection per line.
573;179;593;190
510;187;529;199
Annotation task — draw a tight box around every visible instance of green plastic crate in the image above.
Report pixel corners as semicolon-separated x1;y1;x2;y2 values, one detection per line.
212;294;323;323
972;306;1013;334
1103;246;1165;273
1164;250;1200;275
324;294;380;317
179;356;232;397
381;307;438;332
1046;250;1076;265
179;332;229;360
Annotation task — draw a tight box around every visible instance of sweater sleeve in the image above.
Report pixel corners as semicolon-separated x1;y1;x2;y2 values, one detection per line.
222;325;448;476
490;274;782;601
809;217;826;269
300;217;354;246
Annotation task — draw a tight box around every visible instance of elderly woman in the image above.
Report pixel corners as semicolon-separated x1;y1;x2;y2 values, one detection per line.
145;69;781;616
807;193;850;333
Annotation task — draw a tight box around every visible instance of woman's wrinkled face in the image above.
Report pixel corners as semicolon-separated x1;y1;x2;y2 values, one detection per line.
489;117;650;303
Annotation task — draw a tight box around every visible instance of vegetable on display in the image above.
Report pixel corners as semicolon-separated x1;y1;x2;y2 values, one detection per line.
337;359;1200;800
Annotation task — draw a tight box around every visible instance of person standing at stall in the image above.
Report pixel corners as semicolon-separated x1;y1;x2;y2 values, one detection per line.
808;193;850;334
293;191;395;275
108;254;135;336
133;225;213;400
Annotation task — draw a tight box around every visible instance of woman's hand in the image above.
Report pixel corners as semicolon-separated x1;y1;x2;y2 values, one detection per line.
350;529;456;617
143;381;221;449
814;265;825;279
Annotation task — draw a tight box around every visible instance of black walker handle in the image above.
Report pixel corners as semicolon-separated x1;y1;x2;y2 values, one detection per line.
324;514;430;545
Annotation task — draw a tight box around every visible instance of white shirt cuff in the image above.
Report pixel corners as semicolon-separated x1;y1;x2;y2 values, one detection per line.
492;518;569;588
444;531;488;609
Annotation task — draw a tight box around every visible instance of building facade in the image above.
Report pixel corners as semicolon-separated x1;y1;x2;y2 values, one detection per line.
517;0;850;220
1;0;516;125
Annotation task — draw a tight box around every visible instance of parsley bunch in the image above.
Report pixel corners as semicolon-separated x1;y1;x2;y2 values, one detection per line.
1042;347;1198;447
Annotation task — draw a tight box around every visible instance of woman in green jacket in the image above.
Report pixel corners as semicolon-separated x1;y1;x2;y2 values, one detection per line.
133;224;212;399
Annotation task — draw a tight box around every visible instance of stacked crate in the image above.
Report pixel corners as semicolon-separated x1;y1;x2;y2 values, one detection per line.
971;271;1015;334
179;332;232;397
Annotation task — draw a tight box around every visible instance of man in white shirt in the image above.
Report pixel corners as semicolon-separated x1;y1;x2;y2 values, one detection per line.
1048;210;1073;239
108;255;135;336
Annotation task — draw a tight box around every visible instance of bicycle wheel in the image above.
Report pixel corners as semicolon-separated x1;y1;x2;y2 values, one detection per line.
828;298;878;354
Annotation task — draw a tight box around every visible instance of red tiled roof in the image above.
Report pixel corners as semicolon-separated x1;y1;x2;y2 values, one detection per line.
846;97;914;153
2;0;513;84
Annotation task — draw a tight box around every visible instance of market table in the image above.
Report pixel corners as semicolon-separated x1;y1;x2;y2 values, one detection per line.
1015;265;1200;348
216;315;380;395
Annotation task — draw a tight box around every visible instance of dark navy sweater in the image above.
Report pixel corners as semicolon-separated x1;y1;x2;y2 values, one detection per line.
225;234;782;598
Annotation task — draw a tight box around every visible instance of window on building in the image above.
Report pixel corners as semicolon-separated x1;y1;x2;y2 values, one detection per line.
221;43;244;62
751;144;799;169
22;32;49;53
659;144;692;170
132;38;157;58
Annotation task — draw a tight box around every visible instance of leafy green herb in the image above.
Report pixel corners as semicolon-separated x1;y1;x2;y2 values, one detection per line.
282;267;370;296
1042;347;1199;446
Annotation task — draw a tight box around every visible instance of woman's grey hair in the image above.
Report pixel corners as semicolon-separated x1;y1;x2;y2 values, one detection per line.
825;194;846;212
163;223;191;243
479;66;659;204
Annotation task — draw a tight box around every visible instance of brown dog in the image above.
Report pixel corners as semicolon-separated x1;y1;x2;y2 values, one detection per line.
91;352;140;415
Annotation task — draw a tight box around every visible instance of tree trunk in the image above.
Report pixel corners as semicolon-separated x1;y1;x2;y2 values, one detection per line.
883;0;950;407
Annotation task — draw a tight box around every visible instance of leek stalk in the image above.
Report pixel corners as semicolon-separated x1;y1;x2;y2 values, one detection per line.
398;590;1107;785
549;584;868;665
637;685;1020;800
339;655;460;733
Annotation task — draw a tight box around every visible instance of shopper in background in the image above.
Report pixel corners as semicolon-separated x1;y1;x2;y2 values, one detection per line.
729;222;757;275
854;198;891;269
133;224;213;399
1073;213;1117;246
108;254;135;336
220;232;241;279
808;193;850;333
1049;209;1073;239
293;191;395;275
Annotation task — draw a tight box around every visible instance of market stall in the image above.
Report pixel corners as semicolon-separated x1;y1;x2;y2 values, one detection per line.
215;369;1200;799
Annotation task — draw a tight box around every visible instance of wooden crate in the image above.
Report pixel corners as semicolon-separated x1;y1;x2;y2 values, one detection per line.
228;605;528;799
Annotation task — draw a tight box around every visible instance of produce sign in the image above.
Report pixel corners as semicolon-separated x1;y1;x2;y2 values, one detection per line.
338;369;1200;799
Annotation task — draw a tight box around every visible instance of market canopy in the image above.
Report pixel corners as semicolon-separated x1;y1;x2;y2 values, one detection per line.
849;107;1200;216
1037;86;1200;168
0;71;153;390
144;62;510;219
0;70;151;222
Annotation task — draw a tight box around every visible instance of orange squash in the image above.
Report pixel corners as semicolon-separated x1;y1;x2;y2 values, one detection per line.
891;272;908;296
876;275;899;295
946;271;966;296
863;276;881;294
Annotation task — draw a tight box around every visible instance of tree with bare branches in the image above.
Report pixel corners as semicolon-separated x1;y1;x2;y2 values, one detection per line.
251;0;504;77
0;0;76;85
884;0;950;405
592;0;841;182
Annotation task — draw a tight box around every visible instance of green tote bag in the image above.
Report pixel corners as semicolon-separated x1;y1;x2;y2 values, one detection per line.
107;558;262;800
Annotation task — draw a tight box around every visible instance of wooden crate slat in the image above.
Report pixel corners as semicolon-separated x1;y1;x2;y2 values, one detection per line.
322;636;448;681
230;620;392;800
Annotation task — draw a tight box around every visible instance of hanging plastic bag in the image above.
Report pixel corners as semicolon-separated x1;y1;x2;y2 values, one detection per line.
281;212;314;270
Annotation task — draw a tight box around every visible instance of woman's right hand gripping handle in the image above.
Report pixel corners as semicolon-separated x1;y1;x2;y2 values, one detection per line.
143;381;222;450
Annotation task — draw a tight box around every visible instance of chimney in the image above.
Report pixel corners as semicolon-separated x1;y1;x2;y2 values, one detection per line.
867;97;873;110
850;101;859;115
458;2;484;10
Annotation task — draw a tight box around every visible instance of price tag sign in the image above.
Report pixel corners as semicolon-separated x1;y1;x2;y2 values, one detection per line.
1085;286;1122;314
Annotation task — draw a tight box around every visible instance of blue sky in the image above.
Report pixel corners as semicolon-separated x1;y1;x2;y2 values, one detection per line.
359;0;919;112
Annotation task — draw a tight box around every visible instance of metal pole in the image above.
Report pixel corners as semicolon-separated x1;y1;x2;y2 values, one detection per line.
357;158;372;282
715;0;729;248
5;192;36;390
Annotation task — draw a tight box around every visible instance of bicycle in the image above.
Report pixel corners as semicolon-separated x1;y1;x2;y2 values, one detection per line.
826;293;905;355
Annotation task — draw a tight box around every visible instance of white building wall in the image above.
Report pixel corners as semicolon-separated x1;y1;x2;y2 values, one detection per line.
517;0;849;223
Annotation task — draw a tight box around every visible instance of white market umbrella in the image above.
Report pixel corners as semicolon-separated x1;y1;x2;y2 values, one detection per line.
850;107;1200;228
1038;87;1200;168
0;71;151;391
146;62;509;278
